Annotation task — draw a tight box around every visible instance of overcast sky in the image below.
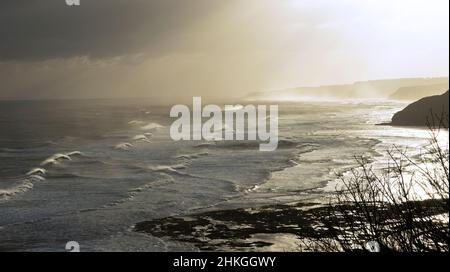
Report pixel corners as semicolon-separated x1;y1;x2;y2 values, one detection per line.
0;0;448;100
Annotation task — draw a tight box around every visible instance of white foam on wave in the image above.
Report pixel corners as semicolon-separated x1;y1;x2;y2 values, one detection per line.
0;180;34;200
114;142;134;150
26;168;47;176
148;164;187;173
170;164;188;170
132;134;151;143
128;120;146;125
176;152;209;160
103;173;175;208
40;151;84;166
41;153;71;166
140;123;163;130
0;174;46;200
1;150;82;200
67;151;83;157
27;175;46;181
195;142;217;148
129;174;175;195
244;184;260;194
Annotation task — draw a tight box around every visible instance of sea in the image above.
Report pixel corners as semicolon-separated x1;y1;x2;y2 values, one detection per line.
0;98;447;251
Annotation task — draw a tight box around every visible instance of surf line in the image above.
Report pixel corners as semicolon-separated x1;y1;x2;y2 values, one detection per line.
169;97;279;151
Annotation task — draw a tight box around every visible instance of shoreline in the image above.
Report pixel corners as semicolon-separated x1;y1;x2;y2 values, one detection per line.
133;198;448;252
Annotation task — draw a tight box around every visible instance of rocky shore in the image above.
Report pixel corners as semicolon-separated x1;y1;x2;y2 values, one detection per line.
134;199;448;251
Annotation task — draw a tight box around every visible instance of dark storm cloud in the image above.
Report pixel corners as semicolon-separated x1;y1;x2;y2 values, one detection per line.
0;0;224;61
0;0;448;100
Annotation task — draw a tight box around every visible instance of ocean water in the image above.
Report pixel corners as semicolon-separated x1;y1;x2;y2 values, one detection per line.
0;98;446;251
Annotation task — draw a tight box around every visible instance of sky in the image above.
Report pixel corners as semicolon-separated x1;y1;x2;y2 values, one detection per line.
0;0;448;100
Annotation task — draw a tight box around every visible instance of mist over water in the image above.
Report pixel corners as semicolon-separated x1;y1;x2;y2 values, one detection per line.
0;98;446;251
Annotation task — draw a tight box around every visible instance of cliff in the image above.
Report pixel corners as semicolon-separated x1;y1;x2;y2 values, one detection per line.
390;91;449;127
389;83;449;100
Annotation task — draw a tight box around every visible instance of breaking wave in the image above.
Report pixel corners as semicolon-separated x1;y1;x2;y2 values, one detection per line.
0;173;45;200
0;179;35;200
0;150;84;201
40;151;84;166
140;123;163;130
128;120;146;125
176;152;209;161
103;173;175;208
148;164;188;174
114;142;134;151
26;168;47;176
132;134;151;143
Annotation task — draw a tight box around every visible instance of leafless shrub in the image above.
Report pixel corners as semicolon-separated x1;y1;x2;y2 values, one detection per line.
310;117;449;252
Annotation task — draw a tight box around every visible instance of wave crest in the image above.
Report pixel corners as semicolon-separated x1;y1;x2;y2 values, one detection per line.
132;135;151;143
141;123;163;130
114;142;134;150
1;150;83;201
